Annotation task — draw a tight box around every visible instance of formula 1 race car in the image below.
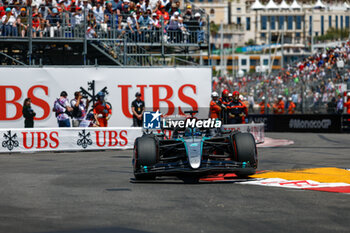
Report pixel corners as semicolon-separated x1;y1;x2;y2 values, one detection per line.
132;111;257;181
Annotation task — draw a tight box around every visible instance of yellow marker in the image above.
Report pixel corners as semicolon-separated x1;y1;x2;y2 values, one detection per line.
252;167;350;184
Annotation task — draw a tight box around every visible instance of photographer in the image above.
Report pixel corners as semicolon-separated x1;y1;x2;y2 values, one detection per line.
53;91;73;127
70;91;90;127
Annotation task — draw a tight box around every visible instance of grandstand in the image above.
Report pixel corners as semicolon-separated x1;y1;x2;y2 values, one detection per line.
0;0;209;66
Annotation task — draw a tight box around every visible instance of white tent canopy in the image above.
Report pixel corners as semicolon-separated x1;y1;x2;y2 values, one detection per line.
290;0;302;10
344;2;350;9
251;0;265;10
266;0;279;10
314;0;326;9
279;0;290;10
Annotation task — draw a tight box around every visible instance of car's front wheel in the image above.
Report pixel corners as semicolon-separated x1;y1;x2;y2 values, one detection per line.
231;132;257;177
133;135;159;180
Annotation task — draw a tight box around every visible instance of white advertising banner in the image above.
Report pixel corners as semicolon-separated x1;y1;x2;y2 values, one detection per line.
0;123;264;153
0;67;211;128
0;127;142;153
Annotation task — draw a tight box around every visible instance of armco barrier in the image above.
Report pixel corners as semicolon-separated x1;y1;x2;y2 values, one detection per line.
248;114;344;133
0;123;264;153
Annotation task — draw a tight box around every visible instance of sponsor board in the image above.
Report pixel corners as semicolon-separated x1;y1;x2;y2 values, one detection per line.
248;114;342;133
0;128;141;152
0;123;264;153
0;67;211;128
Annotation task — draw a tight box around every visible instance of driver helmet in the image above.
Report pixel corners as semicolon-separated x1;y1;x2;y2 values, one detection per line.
184;128;192;137
192;128;202;136
211;91;219;98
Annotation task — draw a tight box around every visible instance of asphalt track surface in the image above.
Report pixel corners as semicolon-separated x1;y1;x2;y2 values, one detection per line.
0;133;349;233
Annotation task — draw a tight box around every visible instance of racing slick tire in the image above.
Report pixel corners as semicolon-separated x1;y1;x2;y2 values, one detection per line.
134;136;159;180
232;132;257;177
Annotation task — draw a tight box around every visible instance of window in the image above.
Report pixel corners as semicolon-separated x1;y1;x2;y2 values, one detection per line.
237;17;241;25
263;59;269;66
287;16;293;30
321;15;324;35
346;16;350;29
273;59;279;66
296;32;301;38
341;16;344;29
246;17;251;31
336;15;338;29
237;8;241;11
261;16;267;30
296;16;302;30
309;16;312;36
270;16;276;30
261;33;266;39
250;59;257;66
241;59;247;66
329;15;332;28
278;16;284;29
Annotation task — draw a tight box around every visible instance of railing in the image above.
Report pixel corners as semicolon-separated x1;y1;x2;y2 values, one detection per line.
0;6;209;45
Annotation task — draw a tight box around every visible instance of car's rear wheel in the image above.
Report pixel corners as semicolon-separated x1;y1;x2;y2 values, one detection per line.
134;136;159;180
231;132;257;177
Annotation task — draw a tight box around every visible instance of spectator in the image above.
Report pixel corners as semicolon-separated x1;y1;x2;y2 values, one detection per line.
17;8;28;37
70;91;89;127
2;8;17;36
168;11;180;42
336;94;343;114
53;91;73;127
38;4;50;20
46;7;61;37
131;92;145;127
158;5;169;26
80;0;92;12
344;92;350;114
182;4;193;27
86;21;97;38
138;8;151;29
12;2;21;18
193;12;203;43
32;13;43;38
92;0;104;25
22;98;36;128
127;11;140;40
327;97;337;114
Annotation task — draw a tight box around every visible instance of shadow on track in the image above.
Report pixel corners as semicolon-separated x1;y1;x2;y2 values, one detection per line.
41;227;151;233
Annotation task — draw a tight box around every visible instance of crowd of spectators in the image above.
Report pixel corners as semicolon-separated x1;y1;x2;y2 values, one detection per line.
213;41;350;114
0;0;206;43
